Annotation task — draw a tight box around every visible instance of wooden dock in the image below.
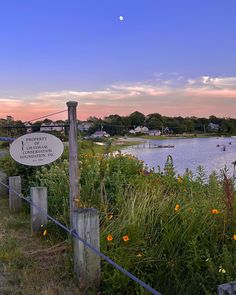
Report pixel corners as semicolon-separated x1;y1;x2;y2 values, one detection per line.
148;143;175;148
132;143;175;149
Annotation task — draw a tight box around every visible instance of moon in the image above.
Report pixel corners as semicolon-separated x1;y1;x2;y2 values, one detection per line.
119;16;124;21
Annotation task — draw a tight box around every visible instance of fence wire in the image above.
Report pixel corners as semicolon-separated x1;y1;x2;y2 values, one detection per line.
23;109;68;124
0;180;161;295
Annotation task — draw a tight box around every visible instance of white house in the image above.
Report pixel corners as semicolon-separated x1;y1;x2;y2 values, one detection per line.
40;122;64;133
208;123;219;131
148;129;161;136
90;131;110;138
24;122;32;133
129;129;136;134
78;122;94;132
129;126;149;134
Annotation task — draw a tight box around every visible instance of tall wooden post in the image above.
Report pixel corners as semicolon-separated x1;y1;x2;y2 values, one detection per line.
67;101;79;229
9;176;22;213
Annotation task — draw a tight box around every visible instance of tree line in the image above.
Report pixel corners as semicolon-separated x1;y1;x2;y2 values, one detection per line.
0;112;236;138
86;112;236;136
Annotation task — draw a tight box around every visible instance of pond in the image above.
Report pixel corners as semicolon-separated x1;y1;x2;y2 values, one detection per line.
122;137;236;177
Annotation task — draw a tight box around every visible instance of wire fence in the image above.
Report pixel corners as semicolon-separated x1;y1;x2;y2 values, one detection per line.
23;109;68;124
0;179;162;295
0;137;15;142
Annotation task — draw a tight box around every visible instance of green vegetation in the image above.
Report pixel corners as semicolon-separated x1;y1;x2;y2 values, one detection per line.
1;112;236;141
0;144;236;294
86;112;236;136
79;138;143;155
0;197;80;295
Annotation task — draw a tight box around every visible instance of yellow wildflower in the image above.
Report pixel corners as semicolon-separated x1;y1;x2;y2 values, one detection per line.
233;235;236;241
211;209;220;214
106;235;113;242
122;235;129;242
175;204;180;211
219;266;226;273
43;230;47;236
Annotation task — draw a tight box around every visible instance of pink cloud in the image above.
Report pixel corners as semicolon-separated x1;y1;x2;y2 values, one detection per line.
1;75;236;121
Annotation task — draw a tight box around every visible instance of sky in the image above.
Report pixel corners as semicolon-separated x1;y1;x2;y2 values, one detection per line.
0;0;236;121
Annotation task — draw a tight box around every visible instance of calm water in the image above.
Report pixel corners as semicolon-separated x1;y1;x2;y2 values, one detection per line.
122;137;236;177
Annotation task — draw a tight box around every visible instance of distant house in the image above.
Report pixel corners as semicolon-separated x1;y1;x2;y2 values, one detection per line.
129;126;149;134
208;123;219;131
24;122;32;133
163;127;170;134
129;129;136;134
148;129;161;136
40;122;64;133
78;122;94;132
90;131;110;138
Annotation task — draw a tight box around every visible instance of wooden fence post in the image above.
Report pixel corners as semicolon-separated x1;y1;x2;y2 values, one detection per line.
9;176;22;213
218;281;236;294
66;101;79;229
74;208;101;291
0;171;7;197
30;187;48;234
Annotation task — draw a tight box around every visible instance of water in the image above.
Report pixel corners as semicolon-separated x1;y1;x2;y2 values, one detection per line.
122;137;236;177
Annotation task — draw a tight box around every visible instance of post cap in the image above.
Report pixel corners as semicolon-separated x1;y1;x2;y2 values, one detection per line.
66;101;78;107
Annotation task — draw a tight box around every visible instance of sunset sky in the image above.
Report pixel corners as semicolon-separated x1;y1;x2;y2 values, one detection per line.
1;1;236;121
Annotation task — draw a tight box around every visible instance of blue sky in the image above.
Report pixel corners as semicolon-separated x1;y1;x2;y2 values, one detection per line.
0;0;236;120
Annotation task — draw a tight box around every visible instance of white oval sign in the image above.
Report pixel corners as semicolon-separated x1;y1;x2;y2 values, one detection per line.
10;132;64;166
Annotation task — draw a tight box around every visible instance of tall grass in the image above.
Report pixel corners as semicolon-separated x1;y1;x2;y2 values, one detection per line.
2;151;236;294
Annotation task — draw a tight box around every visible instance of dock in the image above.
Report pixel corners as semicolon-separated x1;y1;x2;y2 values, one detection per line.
148;143;175;148
132;143;175;149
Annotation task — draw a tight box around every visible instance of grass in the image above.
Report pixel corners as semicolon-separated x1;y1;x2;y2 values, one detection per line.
78;138;143;156
0;197;81;295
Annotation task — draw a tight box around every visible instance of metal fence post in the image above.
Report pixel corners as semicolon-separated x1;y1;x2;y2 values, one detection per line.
9;176;22;213
30;187;48;234
74;208;101;291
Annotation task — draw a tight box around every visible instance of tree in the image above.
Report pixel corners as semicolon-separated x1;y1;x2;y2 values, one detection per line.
146;113;163;130
103;114;125;135
129;111;145;127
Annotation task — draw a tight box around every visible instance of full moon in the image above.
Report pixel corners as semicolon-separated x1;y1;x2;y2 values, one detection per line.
119;16;124;21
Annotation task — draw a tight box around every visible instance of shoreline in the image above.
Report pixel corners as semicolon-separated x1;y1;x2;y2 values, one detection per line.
117;135;235;143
